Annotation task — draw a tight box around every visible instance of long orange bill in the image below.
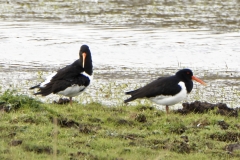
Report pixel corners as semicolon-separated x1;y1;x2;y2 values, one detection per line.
82;52;86;68
192;76;207;86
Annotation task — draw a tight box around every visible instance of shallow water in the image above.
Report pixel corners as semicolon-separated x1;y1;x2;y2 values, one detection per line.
0;0;240;109
1;0;240;31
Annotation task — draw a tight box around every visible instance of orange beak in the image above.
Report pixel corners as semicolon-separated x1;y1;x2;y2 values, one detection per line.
192;76;207;86
82;52;86;68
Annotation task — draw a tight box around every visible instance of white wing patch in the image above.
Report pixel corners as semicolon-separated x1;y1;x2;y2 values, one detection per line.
40;72;57;88
149;81;187;106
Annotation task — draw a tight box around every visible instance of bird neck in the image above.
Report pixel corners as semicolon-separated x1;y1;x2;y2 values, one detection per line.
78;58;93;75
84;65;93;75
184;80;193;93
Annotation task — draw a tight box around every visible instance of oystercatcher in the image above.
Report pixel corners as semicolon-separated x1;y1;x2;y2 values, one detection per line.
124;69;206;114
30;45;93;105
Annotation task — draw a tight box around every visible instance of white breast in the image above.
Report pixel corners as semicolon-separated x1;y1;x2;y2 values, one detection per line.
57;85;86;97
57;72;93;97
149;82;187;106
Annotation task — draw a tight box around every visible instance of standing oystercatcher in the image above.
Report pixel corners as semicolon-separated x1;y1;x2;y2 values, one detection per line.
124;69;206;113
30;45;93;105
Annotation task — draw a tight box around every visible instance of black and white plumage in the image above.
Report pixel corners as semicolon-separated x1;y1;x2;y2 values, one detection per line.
124;69;206;114
30;45;93;105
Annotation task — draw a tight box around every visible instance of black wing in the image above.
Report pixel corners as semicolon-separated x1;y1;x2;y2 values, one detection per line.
33;60;87;96
51;74;90;94
124;76;181;103
51;60;83;81
34;74;90;96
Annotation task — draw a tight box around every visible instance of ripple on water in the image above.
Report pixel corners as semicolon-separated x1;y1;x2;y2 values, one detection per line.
0;0;240;108
0;0;240;31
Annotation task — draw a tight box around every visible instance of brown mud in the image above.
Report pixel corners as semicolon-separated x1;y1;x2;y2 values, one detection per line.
176;101;239;117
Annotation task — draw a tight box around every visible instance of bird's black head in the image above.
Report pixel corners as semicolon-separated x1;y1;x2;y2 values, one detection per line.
175;69;194;93
79;45;93;75
176;69;193;81
176;68;206;93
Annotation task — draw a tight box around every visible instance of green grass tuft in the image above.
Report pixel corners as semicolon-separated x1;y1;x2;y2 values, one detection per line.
0;89;42;112
0;91;239;159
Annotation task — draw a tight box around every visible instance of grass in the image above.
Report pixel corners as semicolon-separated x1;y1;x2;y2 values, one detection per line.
0;90;240;160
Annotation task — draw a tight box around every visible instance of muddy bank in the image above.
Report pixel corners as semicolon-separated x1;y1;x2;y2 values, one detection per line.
176;101;239;117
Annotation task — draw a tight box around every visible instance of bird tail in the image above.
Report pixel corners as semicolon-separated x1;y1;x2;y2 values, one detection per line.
124;89;139;103
33;92;41;96
29;84;52;96
29;84;40;90
124;97;135;103
31;90;51;96
29;85;43;96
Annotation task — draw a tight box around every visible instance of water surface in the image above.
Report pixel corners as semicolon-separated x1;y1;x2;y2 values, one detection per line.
0;0;240;109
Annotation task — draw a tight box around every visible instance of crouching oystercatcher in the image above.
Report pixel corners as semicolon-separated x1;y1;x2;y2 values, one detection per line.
30;45;93;105
124;69;206;113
